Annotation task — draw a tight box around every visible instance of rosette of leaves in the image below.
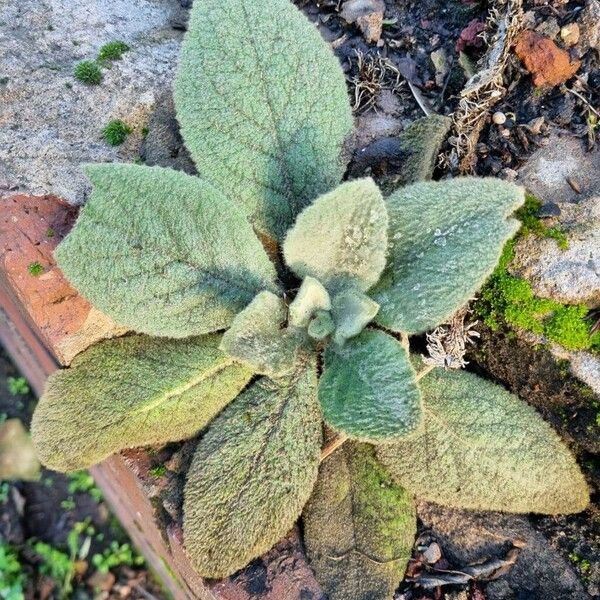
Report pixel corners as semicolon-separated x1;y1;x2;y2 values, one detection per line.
31;0;589;597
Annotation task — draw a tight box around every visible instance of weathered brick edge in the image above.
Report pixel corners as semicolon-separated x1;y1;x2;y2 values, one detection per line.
0;194;322;600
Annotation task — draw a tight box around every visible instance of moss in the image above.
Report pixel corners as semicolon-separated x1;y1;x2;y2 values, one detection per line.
516;193;569;250
98;41;130;62
46;227;55;238
102;120;132;146
28;261;44;277
74;61;102;85
475;224;599;352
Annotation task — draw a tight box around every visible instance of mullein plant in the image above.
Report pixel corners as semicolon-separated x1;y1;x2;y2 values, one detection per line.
31;0;589;598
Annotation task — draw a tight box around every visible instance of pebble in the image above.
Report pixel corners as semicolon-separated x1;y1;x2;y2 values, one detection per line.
560;23;580;46
538;202;562;218
422;542;442;564
492;111;507;125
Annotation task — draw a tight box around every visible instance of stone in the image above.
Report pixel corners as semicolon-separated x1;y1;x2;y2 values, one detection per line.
430;48;449;87
0;0;184;204
561;23;580;46
417;502;589;600
340;0;385;43
518;133;600;204
578;0;600;54
515;30;581;87
569;352;600;398
511;196;600;308
422;542;442;564
492;111;506;125
0;419;40;480
510;138;600;309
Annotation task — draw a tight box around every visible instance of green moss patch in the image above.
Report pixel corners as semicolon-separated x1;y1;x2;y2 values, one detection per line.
476;242;600;352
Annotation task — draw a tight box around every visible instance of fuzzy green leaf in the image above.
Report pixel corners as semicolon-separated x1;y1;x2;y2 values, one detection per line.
220;290;302;377
319;330;421;442
331;288;379;345
377;368;589;514
304;443;416;600
372;178;524;334
174;0;353;240
31;334;253;472
396;115;452;185
288;276;331;328
184;362;322;578
283;179;388;293
57;164;277;338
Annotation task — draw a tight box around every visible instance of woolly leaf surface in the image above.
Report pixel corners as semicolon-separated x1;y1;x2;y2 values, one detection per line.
372;178;524;333
283;179;388;293
376;368;589;514
396;115;452;184
174;0;353;240
304;443;416;600
331;288;379;345
319;330;421;442
184;361;322;578
289;276;331;328
57;164;277;338
31;334;253;472
220;291;302;377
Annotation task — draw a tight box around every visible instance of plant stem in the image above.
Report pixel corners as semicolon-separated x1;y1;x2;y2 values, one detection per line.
416;364;435;381
319;364;437;461
320;434;349;461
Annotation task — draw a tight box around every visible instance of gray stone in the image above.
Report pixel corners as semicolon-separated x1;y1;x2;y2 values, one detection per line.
0;0;183;204
417;502;590;600
578;0;600;54
518;133;600;204
514;136;600;308
511;195;600;308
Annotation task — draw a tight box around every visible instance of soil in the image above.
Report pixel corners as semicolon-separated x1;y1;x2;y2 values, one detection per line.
0;347;167;600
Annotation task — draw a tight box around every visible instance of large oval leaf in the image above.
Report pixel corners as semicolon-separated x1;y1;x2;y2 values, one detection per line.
319;330;421;442
377;368;589;514
283;179;388;294
304;443;416;600
57;164;278;338
372;178;524;334
31;333;253;472
174;0;353;240
183;361;322;578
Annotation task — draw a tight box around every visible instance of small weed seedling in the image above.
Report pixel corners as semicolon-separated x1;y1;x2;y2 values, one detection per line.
98;41;130;62
102;120;131;146
32;0;590;598
7;376;29;396
73;61;102;85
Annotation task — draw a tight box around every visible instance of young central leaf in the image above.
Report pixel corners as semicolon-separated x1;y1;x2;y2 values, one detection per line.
183;361;322;578
31;334;253;471
372;178;525;334
56;164;278;338
304;443;416;600
376;368;590;514
283;178;389;294
174;0;353;241
319;330;421;442
220;290;303;378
